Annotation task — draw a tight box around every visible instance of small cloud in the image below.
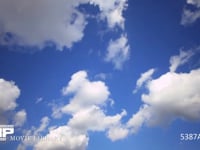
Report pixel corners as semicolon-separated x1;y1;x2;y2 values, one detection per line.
169;49;194;72
133;68;155;93
13;109;27;127
181;0;200;25
35;97;43;104
95;73;111;80
105;34;130;70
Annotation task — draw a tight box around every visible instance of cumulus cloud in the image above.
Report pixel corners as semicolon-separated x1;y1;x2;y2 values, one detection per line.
61;70;127;138
105;34;130;69
0;79;20;112
13;109;27;127
133;68;155;93
0;0;87;50
35;70;128;150
0;78;26;127
128;50;200;133
181;0;200;25
61;70;110;113
0;0;128;50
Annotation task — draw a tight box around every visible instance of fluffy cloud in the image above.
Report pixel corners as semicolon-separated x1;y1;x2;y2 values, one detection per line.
107;126;129;141
68;106;127;134
133;68;155;93
0;0;128;50
61;70;110;113
0;79;20;112
0;78;26;127
35;70;128;150
0;0;86;50
181;0;200;25
13;109;27;127
127;105;150;133
128;50;200;132
105;34;130;69
61;70;127;139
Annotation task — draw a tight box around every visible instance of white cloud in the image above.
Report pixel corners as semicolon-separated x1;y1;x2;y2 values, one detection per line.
127;105;150;133
142;69;200;123
35;97;43;104
37;70;129;150
181;0;200;25
107;126;129;141
133;68;155;93
169;50;193;72
105;34;130;69
128;51;200;133
0;79;20;112
61;70;110;114
0;0;87;50
61;71;128;141
90;0;128;29
68;106;127;133
13;109;27;127
0;78;27;126
0;0;128;50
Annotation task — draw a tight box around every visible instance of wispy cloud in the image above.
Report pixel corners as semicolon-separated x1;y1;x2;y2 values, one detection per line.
105;34;130;70
133;68;155;93
169;50;193;72
181;0;200;25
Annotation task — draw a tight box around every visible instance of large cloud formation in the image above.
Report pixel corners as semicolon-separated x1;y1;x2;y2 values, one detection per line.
30;70;128;150
0;0;128;50
18;50;200;149
128;50;200;132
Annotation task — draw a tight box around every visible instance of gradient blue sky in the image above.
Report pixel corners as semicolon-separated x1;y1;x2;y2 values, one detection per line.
0;0;200;150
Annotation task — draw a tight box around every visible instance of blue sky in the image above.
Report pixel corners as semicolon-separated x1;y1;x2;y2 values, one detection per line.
0;0;200;150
